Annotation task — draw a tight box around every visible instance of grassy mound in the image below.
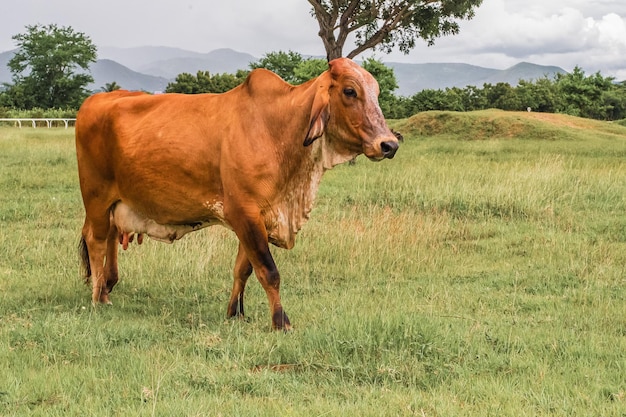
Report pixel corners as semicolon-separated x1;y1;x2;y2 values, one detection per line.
392;109;626;141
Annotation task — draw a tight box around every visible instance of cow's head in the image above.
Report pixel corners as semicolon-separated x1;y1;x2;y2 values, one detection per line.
304;58;399;161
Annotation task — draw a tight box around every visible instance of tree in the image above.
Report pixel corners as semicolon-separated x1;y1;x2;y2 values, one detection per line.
3;24;96;109
250;51;329;85
102;82;122;92
165;70;247;94
516;78;560;113
458;85;487;111
555;67;615;119
292;58;328;84
308;0;483;60
166;72;206;94
601;82;626;121
410;88;450;112
483;82;521;111
249;51;305;83
210;71;250;93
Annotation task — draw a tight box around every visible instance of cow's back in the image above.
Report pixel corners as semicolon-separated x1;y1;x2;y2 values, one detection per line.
76;91;149;182
76;90;242;224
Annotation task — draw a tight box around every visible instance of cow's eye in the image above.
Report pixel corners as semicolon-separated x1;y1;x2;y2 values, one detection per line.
343;87;357;98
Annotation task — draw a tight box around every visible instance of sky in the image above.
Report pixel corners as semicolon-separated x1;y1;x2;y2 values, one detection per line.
1;0;626;80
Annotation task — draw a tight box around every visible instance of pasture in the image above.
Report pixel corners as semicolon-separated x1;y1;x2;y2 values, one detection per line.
1;109;625;416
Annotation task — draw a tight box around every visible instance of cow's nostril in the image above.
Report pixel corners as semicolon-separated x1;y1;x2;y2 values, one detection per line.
380;141;399;159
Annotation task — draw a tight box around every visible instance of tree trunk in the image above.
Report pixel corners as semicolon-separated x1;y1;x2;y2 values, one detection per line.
308;0;345;61
315;20;344;60
326;43;344;61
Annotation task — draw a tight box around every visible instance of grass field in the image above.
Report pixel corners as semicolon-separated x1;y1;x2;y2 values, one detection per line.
1;109;625;416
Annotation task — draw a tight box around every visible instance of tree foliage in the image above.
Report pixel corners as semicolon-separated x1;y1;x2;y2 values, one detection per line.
1;24;96;109
555;67;615;119
388;66;626;121
249;51;305;83
165;70;248;94
250;51;329;85
292;58;329;84
308;0;483;60
165;51;326;95
102;81;122;92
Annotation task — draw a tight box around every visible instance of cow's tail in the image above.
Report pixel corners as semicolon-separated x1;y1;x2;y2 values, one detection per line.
79;235;91;284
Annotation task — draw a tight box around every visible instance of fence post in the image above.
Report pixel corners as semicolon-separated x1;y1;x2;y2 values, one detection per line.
0;118;76;128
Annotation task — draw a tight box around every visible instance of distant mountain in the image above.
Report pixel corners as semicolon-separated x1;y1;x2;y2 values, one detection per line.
98;46;205;72
0;50;14;84
99;46;256;78
482;62;566;86
137;49;256;79
0;45;568;96
388;62;498;96
388;61;566;96
88;59;170;92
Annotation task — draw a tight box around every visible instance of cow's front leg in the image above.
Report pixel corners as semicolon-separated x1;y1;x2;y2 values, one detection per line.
227;242;253;318
230;212;291;331
249;242;291;330
257;251;291;331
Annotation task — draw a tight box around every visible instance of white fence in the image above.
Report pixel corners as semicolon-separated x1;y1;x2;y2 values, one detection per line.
0;118;76;128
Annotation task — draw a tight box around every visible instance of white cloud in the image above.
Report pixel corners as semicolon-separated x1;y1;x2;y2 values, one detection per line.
596;13;626;50
465;5;602;57
386;0;626;79
1;0;626;80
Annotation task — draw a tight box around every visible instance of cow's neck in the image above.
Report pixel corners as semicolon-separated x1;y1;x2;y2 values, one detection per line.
261;77;359;249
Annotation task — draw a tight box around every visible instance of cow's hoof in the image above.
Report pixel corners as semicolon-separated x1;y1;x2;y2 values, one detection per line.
272;310;291;331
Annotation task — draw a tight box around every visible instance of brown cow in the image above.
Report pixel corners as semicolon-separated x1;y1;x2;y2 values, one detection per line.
76;58;399;330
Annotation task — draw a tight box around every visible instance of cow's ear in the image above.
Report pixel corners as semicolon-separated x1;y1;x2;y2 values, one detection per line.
304;107;329;146
304;88;330;146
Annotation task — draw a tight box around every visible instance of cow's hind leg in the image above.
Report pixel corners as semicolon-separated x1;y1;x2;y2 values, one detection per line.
227;242;253;318
82;216;113;305
79;235;91;284
104;223;120;293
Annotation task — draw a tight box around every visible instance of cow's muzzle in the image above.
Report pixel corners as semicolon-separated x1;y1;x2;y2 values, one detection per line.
380;140;399;159
364;135;400;161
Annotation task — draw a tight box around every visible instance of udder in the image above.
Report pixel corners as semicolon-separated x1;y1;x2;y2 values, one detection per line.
119;231;143;250
111;202;209;249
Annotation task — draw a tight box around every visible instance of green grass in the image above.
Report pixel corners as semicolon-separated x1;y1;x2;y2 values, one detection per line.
1;111;625;416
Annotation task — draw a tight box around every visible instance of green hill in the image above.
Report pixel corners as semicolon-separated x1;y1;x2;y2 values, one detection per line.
393;109;626;141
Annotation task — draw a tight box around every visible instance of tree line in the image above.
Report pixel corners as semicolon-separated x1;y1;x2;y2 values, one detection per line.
384;67;626;120
164;51;626;121
2;23;626;122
